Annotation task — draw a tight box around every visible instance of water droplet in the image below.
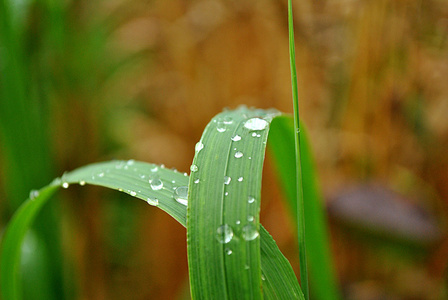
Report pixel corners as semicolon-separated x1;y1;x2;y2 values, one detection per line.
150;177;163;190
225;248;233;255
238;177;243;182
225;192;229;196
252;132;257;137
127;159;135;165
223;116;233;124
224;176;231;185
140;174;146;179
190;164;198;172
248;196;255;203
79;180;86;186
161;164;165;168
151;166;158;172
195;141;204;153
115;161;125;169
256;134;261;137
62;182;69;189
248;157;252;160
261;274;266;281
130;191;137;196
245;265;250;270
244;118;268;131
194;179;200;184
174;186;188;206
98;172;104;177
147;197;159;206
172;180;176;184
247;215;254;222
231;135;242;142
118;188;123;192
242;224;259;241
183;172;188;176
217;121;226;132
216;224;233;244
234;151;243;158
29;190;39;200
236;220;241;225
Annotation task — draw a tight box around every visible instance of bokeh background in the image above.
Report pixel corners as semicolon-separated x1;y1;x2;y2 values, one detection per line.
1;0;448;299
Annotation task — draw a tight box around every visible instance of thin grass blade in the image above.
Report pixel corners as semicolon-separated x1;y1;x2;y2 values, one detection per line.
269;116;341;300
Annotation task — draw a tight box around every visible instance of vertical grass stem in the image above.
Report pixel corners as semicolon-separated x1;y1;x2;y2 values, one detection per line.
287;0;309;299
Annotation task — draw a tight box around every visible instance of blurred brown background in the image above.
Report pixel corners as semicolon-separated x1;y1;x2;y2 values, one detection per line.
1;0;448;299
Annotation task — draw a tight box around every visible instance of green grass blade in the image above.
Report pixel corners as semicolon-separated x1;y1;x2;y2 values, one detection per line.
269;116;341;300
2;157;303;299
287;0;309;298
187;107;303;299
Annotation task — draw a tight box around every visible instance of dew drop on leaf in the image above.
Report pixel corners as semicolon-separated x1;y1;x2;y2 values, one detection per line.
231;135;242;142
217;121;226;132
147;197;159;206
194;179;200;184
224;176;231;185
242;224;259;241
238;177;243;182
247;215;254;222
225;248;233;255
244;118;268;131
150;177;163;190
62;182;69;189
29;190;39;200
195;141;204;153
79;180;86;186
190;164;198;172
248;196;255;203
216;224;233;244
174;186;188;206
130;191;137;196
234;151;243;158
223;116;233;124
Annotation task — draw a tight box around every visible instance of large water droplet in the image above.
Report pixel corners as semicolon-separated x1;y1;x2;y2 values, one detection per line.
244;118;268;131
150;177;163;190
174;186;188;206
242;224;259;241
147;197;159;206
195;141;204;153
29;190;39;200
223;116;233;124
217;121;226;132
231;135;242;142
248;196;255;203
216;224;233;244
238;177;243;182
224;176;231;185
234;151;243;158
190;164;198;172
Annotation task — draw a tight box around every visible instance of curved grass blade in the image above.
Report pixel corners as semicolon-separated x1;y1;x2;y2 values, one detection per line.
269;116;341;300
187;107;303;299
2;157;302;299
